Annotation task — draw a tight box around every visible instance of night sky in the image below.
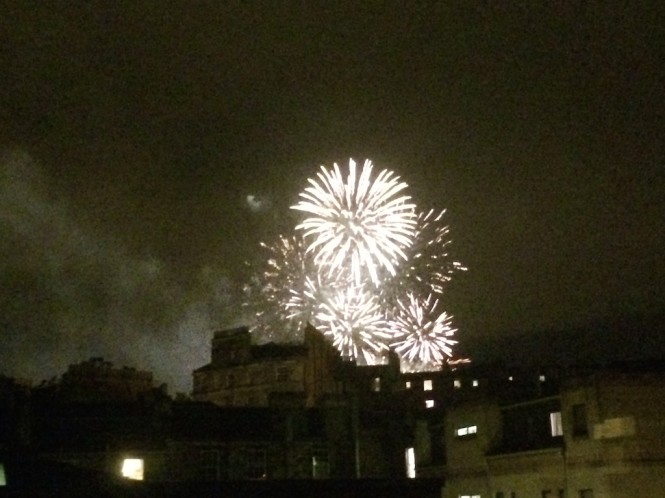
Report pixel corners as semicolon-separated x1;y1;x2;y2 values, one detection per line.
2;3;664;392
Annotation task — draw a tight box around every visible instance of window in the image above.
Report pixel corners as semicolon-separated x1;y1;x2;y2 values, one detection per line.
425;399;435;408
0;463;6;486
276;366;291;382
121;458;144;480
459;495;481;498
244;448;267;479
405;447;416;478
456;425;477;437
572;404;588;437
405;381;412;389
423;379;433;391
539;375;546;382
453;379;462;388
508;376;514;381
472;379;479;387
550;411;563;437
312;448;329;478
372;377;381;392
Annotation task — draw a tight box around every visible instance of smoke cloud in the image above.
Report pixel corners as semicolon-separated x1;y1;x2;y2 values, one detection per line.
0;149;243;393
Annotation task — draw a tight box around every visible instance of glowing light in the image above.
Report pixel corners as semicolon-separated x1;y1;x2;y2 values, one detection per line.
244;157;465;370
313;284;393;365
400;209;466;294
389;293;457;372
243;235;317;343
291;158;416;286
121;458;144;480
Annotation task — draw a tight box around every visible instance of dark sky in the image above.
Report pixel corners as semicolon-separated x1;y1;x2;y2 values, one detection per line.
2;2;664;392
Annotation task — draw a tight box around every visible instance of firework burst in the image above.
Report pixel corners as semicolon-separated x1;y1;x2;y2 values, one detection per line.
389;293;457;372
381;209;466;303
291;159;417;286
313;284;394;365
243;234;316;342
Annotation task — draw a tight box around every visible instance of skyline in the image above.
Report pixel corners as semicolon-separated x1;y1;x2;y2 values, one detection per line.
2;3;664;391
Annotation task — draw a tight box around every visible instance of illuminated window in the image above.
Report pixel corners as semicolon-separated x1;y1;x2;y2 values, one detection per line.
0;463;6;486
459;495;481;498
423;379;433;391
539;375;546;382
456;425;477;437
425;399;435;408
472;379;479;387
508;376;514;381
405;447;416;478
121;458;144;480
453;379;462;388
372;377;381;392
550;411;563;436
405;381;412;389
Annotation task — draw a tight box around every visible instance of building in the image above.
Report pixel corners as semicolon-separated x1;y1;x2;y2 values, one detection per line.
193;324;342;407
437;362;665;498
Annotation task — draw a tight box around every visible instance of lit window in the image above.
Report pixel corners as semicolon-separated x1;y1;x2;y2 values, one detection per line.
459;495;481;498
550;411;563;437
423;379;433;391
456;425;477;437
425;399;435;408
121;458;144;480
0;463;6;486
539;375;546;382
405;381;412;389
405;447;416;478
453;379;462;388
508;376;513;381
472;379;479;387
372;377;381;392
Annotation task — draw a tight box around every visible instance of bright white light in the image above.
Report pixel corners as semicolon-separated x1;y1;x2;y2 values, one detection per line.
425;399;435;408
390;293;457;370
456;425;477;436
405;447;416;478
313;284;393;364
550;411;563;437
423;379;433;391
292;158;416;286
121;458;144;480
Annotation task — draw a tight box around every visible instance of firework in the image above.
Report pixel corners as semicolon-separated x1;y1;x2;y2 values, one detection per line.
389;293;457;372
312;284;394;365
381;209;466;302
243;234;316;343
291;159;417;286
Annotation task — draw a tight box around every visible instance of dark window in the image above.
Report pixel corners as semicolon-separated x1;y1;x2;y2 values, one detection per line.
572;404;588;437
